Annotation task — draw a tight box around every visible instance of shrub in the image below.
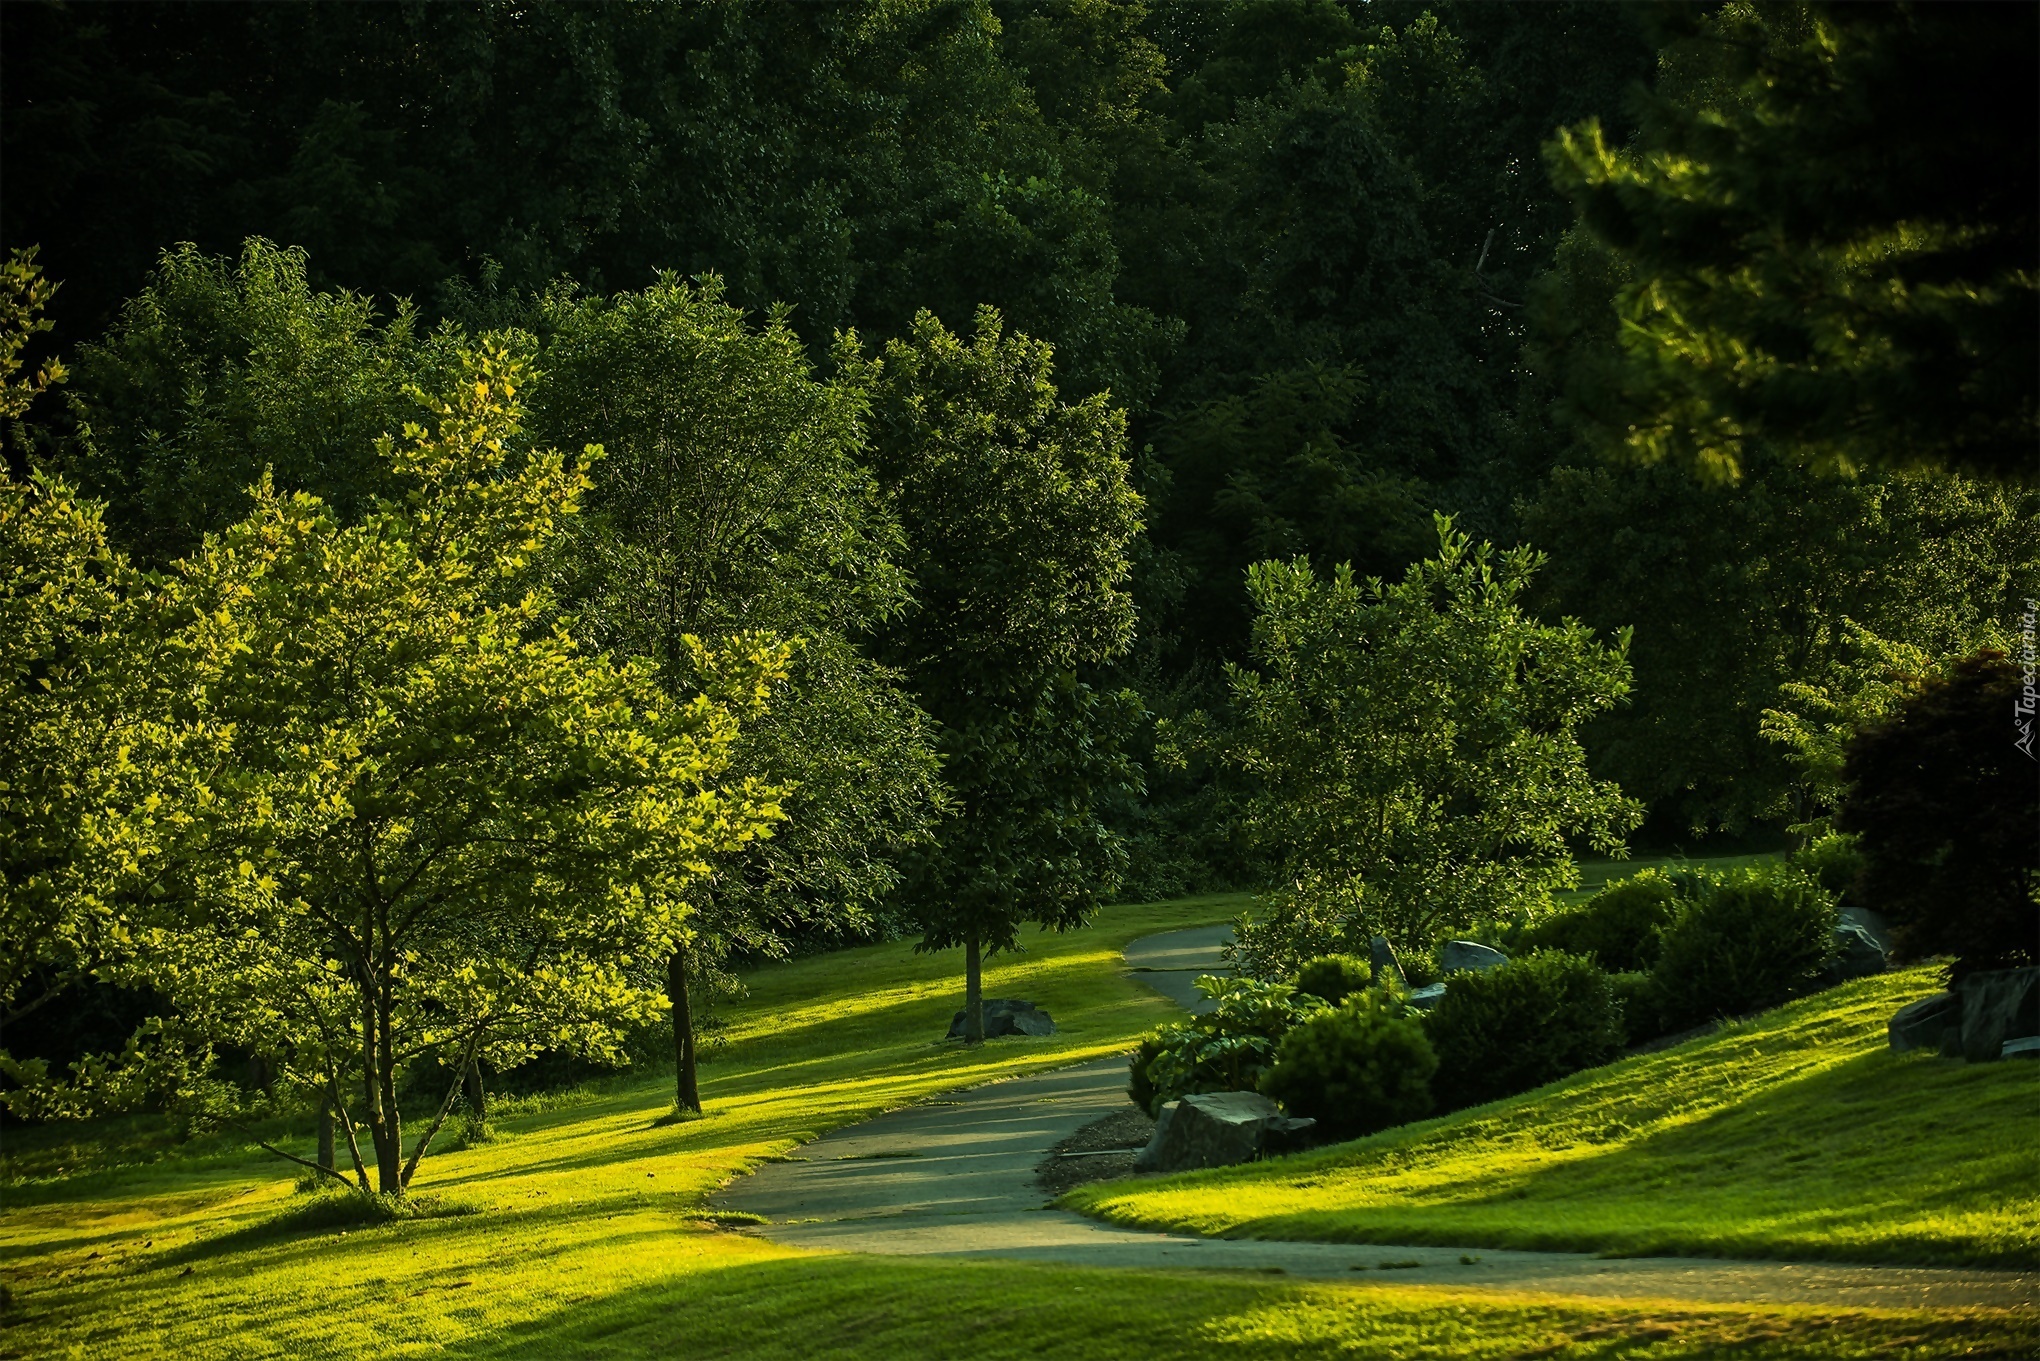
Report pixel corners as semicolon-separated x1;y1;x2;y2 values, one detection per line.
1517;871;1681;973
1608;971;1665;1045
1294;954;1372;1006
1793;832;1866;903
1838;651;2039;978
1126;1031;1167;1114
1134;975;1329;1116
1651;864;1838;1029
1427;951;1625;1110
1261;991;1435;1140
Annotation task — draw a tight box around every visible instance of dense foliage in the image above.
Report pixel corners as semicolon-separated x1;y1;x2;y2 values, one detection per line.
1292;954;1371;1007
4;1;2035;1148
1133;974;1327;1117
1837;651;2039;979
1516;871;1680;975
1426;950;1623;1111
1260;989;1434;1139
1217;519;1638;976
1651;865;1838;1031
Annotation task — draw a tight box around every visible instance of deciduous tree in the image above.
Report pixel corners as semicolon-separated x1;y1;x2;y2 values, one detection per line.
864;306;1144;1042
148;344;787;1193
1216;517;1638;977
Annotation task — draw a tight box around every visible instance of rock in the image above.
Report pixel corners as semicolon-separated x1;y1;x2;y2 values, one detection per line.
1820;923;1888;986
1370;936;1407;989
2003;1036;2040;1060
946;999;1056;1041
1838;906;1893;955
1132;1091;1316;1173
1954;967;2040;1063
1439;940;1508;974
1888;992;1961;1054
1406;982;1448;1012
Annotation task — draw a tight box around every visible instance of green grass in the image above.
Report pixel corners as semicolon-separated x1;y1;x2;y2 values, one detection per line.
1064;967;2040;1269
3;894;2033;1360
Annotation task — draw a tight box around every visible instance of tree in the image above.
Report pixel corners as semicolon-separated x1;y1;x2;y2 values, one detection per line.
1546;2;2037;483
1217;517;1639;978
525;276;943;1112
62;238;437;566
1837;651;2039;980
147;343;787;1194
864;306;1144;1042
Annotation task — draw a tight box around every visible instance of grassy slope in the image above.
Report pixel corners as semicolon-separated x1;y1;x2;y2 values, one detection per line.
3;897;2033;1360
1066;967;2040;1269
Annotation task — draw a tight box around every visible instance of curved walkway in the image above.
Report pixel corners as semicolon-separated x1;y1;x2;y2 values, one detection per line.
711;927;2039;1309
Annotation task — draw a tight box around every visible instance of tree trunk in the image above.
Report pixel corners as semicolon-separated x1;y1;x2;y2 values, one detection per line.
373;984;403;1194
963;931;985;1045
464;1059;487;1120
669;944;700;1114
317;1096;336;1173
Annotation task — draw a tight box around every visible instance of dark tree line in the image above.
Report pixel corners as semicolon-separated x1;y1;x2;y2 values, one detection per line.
6;0;2035;893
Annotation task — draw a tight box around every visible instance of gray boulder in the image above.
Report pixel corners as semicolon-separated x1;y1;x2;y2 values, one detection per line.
1406;982;1449;1012
1440;940;1508;974
1132;1092;1316;1173
1370;936;1407;989
1888;991;1961;1054
946;999;1056;1040
1838;906;1893;955
1954;967;2040;1063
1820;923;1888;987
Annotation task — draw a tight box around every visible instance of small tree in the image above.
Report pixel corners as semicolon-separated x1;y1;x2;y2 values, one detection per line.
1220;517;1639;977
864;307;1145;1043
527;276;943;1113
1837;650;2038;979
149;345;787;1194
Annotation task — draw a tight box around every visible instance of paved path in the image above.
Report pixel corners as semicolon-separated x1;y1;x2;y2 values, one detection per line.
712;927;2040;1309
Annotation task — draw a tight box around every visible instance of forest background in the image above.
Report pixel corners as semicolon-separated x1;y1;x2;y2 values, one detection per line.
4;0;2035;1114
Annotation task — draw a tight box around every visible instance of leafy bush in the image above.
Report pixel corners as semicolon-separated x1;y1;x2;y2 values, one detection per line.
1134;975;1329;1116
1651;864;1838;1029
1517;871;1681;973
1608;971;1665;1045
1294;954;1372;1006
1838;651;2039;978
1126;1031;1167;1114
1794;832;1867;903
1427;951;1625;1110
1260;991;1435;1140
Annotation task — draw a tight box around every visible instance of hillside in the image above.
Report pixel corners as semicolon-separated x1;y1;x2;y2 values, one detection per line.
1066;967;2039;1269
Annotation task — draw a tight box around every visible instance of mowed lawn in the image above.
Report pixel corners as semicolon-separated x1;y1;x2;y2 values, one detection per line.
3;897;2035;1360
1066;967;2040;1269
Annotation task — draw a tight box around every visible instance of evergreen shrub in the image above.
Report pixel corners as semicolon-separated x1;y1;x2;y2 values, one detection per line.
1518;870;1680;973
1651;864;1838;1029
1428;951;1624;1109
1293;954;1372;1006
1260;992;1435;1140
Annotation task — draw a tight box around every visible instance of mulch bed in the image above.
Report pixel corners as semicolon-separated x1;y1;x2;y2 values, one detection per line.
1034;1105;1157;1197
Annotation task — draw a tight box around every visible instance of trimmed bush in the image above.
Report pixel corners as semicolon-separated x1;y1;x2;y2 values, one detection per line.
1794;832;1866;903
1294;954;1372;1006
1517;871;1681;973
1608;970;1665;1045
1651;864;1838;1029
1261;992;1435;1140
1427;951;1625;1110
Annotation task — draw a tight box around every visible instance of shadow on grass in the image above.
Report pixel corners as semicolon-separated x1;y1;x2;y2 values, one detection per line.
1198;1018;2038;1269
158;1188;483;1266
434;1251;2040;1361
